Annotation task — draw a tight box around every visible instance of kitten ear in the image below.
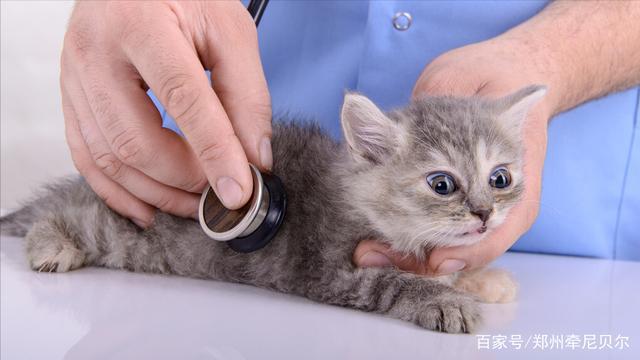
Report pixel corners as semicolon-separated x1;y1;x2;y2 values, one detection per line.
496;85;547;136
340;92;400;163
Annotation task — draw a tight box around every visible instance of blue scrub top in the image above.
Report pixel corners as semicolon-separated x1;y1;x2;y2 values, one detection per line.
151;1;640;260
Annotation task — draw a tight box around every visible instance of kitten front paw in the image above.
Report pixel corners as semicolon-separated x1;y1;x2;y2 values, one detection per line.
389;289;480;333
454;268;518;303
415;292;481;333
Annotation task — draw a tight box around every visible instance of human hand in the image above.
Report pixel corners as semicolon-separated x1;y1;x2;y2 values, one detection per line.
61;1;272;227
354;36;560;275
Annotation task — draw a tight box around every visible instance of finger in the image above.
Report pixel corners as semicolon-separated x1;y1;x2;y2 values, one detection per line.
64;5;208;192
80;66;209;193
121;13;252;210
63;72;201;219
353;239;433;275
61;84;155;227
203;2;273;171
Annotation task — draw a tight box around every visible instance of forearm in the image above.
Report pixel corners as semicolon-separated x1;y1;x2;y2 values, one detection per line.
498;0;640;115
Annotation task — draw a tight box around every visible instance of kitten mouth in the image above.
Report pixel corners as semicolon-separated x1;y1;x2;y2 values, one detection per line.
459;226;489;237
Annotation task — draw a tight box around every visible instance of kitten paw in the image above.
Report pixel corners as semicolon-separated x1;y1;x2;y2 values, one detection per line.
26;219;85;273
29;243;85;273
454;268;518;303
415;293;481;333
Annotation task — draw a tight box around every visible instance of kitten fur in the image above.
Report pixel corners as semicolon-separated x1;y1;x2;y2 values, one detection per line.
0;86;545;333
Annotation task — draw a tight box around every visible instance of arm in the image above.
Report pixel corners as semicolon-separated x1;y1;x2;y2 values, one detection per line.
501;0;640;114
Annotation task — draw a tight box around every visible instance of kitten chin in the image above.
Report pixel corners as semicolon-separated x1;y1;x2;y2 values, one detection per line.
387;231;487;261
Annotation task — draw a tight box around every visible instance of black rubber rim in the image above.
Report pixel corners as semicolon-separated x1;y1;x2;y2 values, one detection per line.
228;172;286;253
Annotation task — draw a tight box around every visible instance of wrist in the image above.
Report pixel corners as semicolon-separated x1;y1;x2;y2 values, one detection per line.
488;33;566;118
492;1;640;116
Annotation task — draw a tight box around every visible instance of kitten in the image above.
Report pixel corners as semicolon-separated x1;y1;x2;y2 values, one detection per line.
0;85;545;333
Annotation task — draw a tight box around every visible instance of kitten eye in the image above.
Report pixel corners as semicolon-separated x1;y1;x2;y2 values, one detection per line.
426;173;457;196
490;167;511;189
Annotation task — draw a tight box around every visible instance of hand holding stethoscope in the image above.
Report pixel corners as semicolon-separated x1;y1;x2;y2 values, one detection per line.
61;1;276;234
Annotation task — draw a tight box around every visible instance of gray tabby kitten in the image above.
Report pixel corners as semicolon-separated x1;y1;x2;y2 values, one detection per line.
0;85;545;333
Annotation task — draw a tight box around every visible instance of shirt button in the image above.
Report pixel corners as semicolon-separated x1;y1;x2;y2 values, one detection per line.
392;12;412;31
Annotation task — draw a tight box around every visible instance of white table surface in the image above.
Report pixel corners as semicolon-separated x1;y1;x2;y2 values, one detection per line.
1;235;638;360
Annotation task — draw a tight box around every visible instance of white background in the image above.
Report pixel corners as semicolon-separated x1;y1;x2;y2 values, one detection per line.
1;0;76;210
2;235;638;360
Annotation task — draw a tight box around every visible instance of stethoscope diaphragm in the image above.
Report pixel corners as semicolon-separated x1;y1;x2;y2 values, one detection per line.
198;164;286;253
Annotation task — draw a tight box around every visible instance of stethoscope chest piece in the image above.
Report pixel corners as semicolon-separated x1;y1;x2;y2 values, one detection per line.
198;164;286;253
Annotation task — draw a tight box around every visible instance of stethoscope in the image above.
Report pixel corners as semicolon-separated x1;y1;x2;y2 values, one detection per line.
198;0;286;253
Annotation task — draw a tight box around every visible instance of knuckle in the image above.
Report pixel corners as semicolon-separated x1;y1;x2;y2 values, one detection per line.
231;13;258;41
249;99;273;126
181;176;208;194
225;90;272;122
152;195;175;213
94;151;125;180
87;84;115;121
106;1;141;31
159;74;202;122
197;138;232;165
111;129;153;167
106;1;153;53
64;26;94;64
208;3;258;43
119;17;149;52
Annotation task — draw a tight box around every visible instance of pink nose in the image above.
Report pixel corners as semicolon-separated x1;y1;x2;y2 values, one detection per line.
471;208;493;223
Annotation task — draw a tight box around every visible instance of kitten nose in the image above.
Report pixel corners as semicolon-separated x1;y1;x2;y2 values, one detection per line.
471;208;493;223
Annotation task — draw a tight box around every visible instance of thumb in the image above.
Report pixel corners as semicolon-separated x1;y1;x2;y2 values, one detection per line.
353;236;509;277
353;239;433;275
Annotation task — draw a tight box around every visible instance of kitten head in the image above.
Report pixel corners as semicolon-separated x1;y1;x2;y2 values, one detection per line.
340;85;546;257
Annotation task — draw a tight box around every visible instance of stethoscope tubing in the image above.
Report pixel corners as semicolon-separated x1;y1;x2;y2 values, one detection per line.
247;0;269;27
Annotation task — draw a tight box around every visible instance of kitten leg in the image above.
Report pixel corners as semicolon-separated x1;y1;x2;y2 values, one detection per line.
303;268;481;333
453;268;518;303
25;217;85;273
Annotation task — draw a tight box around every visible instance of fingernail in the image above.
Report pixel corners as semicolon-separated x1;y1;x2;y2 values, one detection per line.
436;259;467;275
216;176;244;209
259;136;273;170
358;251;393;268
132;218;149;229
